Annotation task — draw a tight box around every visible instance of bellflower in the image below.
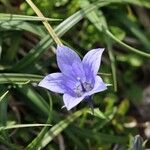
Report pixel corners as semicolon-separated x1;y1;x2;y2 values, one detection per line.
38;45;107;110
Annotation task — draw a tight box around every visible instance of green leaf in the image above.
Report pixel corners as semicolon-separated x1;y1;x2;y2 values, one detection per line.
16;85;49;116
0;124;51;131
105;30;150;58
117;99;129;116
0;91;9;102
110;26;126;41
0;73;43;84
0;135;20;150
0;87;10;145
26;92;53;150
40;108;87;148
0;21;46;37
9;1;112;71
0;13;61;21
73;126;127;144
87;108;108;119
7;0;150;72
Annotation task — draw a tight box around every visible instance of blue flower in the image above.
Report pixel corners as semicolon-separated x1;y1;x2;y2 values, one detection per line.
38;45;107;110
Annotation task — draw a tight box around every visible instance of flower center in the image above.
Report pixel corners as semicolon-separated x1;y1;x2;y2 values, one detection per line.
74;78;93;97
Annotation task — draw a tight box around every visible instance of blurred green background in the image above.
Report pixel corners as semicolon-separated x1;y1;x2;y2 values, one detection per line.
0;0;150;149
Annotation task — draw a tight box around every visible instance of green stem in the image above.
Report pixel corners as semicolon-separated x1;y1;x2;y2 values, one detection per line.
105;29;150;58
105;37;117;92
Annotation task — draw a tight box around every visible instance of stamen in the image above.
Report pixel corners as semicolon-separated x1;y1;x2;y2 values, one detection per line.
77;77;86;92
74;77;94;97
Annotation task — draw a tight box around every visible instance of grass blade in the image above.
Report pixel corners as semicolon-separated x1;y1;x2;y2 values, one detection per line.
0;124;51;131
0;13;61;21
105;30;150;58
26;93;53;150
40;108;87;148
0;73;42;84
0;91;9;102
16;85;49;116
0;21;46;37
10;1;110;71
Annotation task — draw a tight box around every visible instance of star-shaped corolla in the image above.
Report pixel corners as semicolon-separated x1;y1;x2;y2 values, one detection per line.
38;45;107;110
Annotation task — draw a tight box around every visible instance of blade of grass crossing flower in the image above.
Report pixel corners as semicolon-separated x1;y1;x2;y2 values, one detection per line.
40;108;87;148
26;0;62;45
26;92;53;150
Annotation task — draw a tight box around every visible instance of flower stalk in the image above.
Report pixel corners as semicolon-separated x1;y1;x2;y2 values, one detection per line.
26;0;62;45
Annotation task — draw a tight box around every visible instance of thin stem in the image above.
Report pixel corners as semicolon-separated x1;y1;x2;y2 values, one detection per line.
105;29;150;58
26;0;62;45
105;35;117;92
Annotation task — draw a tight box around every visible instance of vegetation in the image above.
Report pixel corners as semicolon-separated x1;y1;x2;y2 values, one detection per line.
0;0;150;149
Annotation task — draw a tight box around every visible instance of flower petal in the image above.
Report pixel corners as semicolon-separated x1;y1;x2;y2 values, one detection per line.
82;48;104;82
39;73;76;94
38;73;65;93
57;45;85;80
87;76;107;95
63;94;85;110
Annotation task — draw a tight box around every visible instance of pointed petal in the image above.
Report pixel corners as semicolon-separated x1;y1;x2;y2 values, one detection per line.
38;73;65;93
63;94;85;110
82;48;104;82
38;73;67;94
56;45;85;80
87;76;107;95
39;73;78;95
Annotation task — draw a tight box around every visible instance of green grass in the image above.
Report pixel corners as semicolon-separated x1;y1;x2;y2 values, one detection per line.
0;0;149;149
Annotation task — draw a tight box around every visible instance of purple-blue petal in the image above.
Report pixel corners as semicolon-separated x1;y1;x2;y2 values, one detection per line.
63;94;85;110
82;48;104;83
38;73;65;93
38;73;77;95
87;75;107;95
56;45;85;80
